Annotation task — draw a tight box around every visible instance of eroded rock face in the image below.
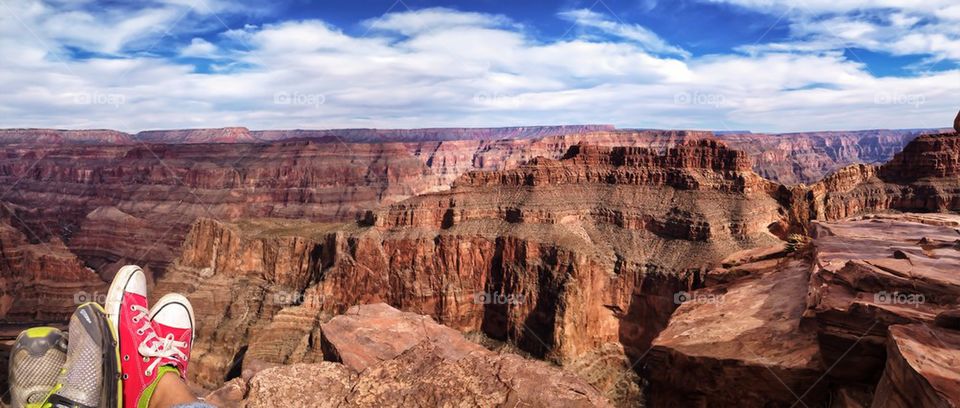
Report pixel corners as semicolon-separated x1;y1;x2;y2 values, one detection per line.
212;304;612;408
0;207;106;323
872;323;960;408
646;251;826;407
148;139;786;394
806;214;960;384
810;133;960;220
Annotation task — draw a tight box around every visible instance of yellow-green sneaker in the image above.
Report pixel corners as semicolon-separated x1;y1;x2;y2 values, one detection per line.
8;327;67;408
44;303;121;408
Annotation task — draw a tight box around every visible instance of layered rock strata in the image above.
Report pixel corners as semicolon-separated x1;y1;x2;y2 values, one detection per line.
810;133;960;220
150;140;785;395
806;213;960;389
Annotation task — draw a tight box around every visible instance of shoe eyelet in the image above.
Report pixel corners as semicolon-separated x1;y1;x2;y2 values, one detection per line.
137;329;144;335
143;356;150;363
132;317;140;323
145;370;152;376
123;355;129;361
122;374;128;380
130;305;136;311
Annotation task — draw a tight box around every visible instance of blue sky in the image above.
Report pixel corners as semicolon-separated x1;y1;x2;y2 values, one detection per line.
1;0;959;132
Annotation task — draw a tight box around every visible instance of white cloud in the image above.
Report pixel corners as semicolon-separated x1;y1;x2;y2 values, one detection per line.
0;2;958;133
558;8;690;57
181;38;217;57
707;0;960;62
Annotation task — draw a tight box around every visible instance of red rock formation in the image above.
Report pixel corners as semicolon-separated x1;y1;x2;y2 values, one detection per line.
146;139;786;400
0;129;133;145
646;251;827;407
806;214;960;385
135;127;257;144
809;133;960;221
221;303;612;408
0;206;107;323
872;323;960;408
720;129;935;185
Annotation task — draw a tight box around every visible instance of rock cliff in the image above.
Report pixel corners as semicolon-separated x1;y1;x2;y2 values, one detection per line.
143;139;786;407
809;133;960;221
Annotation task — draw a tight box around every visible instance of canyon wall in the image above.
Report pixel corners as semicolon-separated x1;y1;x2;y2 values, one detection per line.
0;127;938;185
810;133;960;221
146;140;784;398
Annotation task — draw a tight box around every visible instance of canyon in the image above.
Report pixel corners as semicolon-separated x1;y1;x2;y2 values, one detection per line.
1;125;960;407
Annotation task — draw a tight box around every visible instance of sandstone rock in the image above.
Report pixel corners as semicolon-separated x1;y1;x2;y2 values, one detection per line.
810;133;960;221
219;304;610;407
240;304;611;408
147;138;790;389
0;207;107;323
806;214;960;384
344;342;610;408
646;256;826;407
320;303;485;372
245;363;357;408
954;110;960;133
872;324;960;408
203;377;248;407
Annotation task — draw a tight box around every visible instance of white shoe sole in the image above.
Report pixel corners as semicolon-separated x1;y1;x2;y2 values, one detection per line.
104;265;144;331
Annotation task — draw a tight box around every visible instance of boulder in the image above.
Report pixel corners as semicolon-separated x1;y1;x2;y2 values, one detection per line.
872;324;960;408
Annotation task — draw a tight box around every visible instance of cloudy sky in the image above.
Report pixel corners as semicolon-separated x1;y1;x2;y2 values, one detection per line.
1;0;958;132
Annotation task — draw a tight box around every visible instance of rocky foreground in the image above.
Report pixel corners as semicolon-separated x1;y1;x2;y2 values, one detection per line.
203;303;611;407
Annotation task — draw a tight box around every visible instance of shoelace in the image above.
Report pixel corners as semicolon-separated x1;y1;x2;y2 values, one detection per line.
130;305;188;376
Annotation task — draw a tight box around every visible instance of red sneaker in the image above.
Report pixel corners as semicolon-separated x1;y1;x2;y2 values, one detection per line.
103;265;162;408
147;293;195;378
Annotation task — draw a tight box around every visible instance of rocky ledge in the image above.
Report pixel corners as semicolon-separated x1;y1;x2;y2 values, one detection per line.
645;247;826;407
806;214;960;384
205;303;611;408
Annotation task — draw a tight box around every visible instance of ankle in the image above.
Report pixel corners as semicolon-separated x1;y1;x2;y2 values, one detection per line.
147;370;198;408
